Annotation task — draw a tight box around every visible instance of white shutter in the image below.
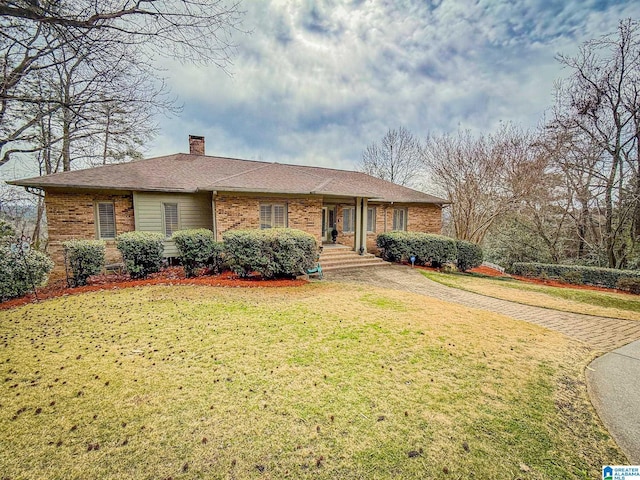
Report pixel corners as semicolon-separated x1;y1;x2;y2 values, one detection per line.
260;205;272;229
97;203;116;239
273;205;286;227
343;207;354;232
393;208;406;231
164;203;179;237
367;207;376;232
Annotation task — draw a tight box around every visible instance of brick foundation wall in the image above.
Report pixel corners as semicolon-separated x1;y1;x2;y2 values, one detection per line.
45;190;135;274
214;193;323;243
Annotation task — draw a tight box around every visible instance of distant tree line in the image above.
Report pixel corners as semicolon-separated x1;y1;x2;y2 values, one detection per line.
360;19;640;269
0;0;244;242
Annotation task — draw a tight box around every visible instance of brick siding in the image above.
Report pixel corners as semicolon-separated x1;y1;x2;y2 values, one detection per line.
45;190;134;274
44;189;442;274
214;193;323;242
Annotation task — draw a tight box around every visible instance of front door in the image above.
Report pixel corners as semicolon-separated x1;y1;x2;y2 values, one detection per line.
322;206;336;242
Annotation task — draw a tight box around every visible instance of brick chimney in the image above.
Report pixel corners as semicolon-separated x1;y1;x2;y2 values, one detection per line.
189;135;205;155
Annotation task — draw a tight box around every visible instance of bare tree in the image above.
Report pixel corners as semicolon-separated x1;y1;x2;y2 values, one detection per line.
551;18;640;268
0;0;244;167
360;127;423;187
423;124;546;244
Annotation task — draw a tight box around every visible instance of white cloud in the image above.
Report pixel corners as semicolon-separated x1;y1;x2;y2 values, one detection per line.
149;0;640;172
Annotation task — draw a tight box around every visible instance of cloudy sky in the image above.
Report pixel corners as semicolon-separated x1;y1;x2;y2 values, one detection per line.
149;1;639;170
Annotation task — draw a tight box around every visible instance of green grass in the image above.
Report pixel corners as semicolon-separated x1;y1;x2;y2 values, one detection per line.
421;270;640;320
0;283;624;479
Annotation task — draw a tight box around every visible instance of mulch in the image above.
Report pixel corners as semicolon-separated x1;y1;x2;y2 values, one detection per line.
0;268;307;311
4;262;636;312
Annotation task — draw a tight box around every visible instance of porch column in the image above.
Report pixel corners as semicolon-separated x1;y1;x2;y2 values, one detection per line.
354;197;368;254
361;197;368;253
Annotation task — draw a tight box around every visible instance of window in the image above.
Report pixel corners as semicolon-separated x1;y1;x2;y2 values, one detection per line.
367;207;376;233
163;203;179;237
343;207;355;233
96;202;116;239
260;204;287;229
392;208;407;231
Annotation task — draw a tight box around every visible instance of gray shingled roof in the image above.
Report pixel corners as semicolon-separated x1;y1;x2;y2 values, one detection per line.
8;153;448;204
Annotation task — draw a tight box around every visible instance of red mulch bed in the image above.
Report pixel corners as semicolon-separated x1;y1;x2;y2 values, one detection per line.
414;263;636;296
0;268;307;311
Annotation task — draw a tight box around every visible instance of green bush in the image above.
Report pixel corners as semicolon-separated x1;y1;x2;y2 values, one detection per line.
172;229;224;277
456;240;483;272
616;277;640;294
376;231;411;263
377;232;457;267
116;231;164;279
223;228;317;279
63;240;106;286
0;219;15;240
511;262;640;289
0;244;53;301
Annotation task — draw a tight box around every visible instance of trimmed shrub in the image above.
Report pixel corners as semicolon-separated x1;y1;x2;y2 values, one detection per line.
172;229;224;277
223;228;316;279
376;231;457;267
63;240;106;286
511;262;640;290
0;244;53;301
456;240;483;272
376;231;412;263
116;231;164;279
617;277;640;294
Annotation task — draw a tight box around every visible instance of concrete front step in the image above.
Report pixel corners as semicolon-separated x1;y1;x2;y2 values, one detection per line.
319;248;389;271
320;252;377;261
320;260;391;272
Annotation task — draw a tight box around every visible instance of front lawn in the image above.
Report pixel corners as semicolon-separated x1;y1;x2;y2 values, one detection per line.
0;283;623;478
421;270;640;321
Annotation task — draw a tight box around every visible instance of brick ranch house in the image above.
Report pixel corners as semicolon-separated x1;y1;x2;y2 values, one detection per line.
9;136;448;274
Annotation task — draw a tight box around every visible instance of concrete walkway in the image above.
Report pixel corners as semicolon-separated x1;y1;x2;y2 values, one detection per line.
326;265;640;462
326;265;640;350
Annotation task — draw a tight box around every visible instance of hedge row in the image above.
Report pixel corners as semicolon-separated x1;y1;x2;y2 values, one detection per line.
223;228;317;279
57;227;317;282
511;262;640;291
376;232;483;272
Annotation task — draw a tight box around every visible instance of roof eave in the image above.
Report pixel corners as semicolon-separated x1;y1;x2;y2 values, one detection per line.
6;180;197;194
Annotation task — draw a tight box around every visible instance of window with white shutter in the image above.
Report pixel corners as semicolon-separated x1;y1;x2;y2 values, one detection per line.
259;203;287;229
367;207;376;233
163;203;179;237
96;202;116;239
392;208;407;231
343;207;355;233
